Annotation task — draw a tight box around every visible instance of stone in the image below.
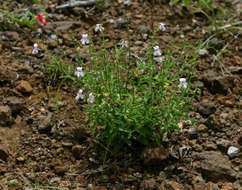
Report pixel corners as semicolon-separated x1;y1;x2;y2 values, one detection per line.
191;175;207;190
0;105;13;127
196;124;208;133
16;80;33;94
201;71;235;95
216;139;231;152
38;112;53;133
165;181;184;190
4;31;20;41
238;134;242;146
86;184;94;190
5;97;24;115
95;186;108;190
50;177;61;183
72;145;84;159
142;146;170;165
140;179;158;190
16;156;25;163
196;100;216;117
54;165;68;176
188;127;198;139
0;145;9;162
62;142;73;148
137;25;150;34
206;182;220;190
0;69;18;85
227;146;239;158
221;183;234;190
113;18;128;29
205;142;217;150
193;151;236;181
0;164;8;174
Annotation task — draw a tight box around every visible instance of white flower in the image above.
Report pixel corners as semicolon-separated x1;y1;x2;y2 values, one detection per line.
87;93;95;104
153;45;161;57
81;34;89;45
94;24;104;33
118;39;128;48
74;67;84;78
179;78;188;89
32;43;39;55
75;89;85;101
159;22;166;32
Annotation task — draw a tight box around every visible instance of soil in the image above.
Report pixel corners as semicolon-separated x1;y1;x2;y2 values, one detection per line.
0;0;242;189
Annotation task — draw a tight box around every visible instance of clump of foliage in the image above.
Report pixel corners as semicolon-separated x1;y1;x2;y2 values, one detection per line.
46;56;75;87
80;45;193;150
0;4;46;28
1;10;37;27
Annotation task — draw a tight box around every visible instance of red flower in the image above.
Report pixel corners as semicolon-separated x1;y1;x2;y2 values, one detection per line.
35;12;48;26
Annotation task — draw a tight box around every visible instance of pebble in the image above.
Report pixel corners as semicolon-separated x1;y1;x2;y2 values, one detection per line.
38;112;53;133
0;105;13;127
16;80;33;94
166;180;184;190
143;146;170;165
216;139;231;152
16;156;25;163
62;142;73;147
0;145;9;162
87;184;95;190
5;96;24;115
196;100;216;117
140;179;158;190
196;124;208;133
205;142;217;150
227;146;239;158
188;127;198;139
54;165;68;176
113;18;128;29
194;151;236;181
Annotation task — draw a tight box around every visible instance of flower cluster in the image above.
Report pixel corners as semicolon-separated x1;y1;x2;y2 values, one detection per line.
159;22;166;32
179;78;188;89
87;93;95;104
94;24;104;33
153;45;162;57
74;67;84;78
35;12;48;26
75;21;188;108
75;89;85;101
74;67;95;103
153;45;164;63
118;39;129;48
32;43;39;55
81;34;90;45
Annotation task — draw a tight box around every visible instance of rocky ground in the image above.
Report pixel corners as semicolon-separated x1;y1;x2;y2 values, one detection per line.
0;0;242;189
